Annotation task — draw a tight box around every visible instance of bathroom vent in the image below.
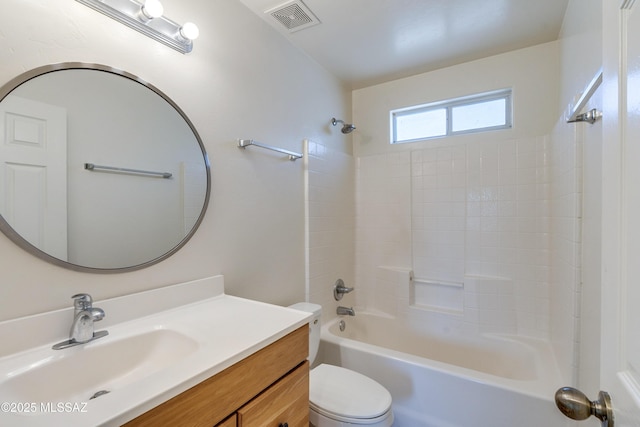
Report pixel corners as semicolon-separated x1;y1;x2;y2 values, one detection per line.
265;0;320;32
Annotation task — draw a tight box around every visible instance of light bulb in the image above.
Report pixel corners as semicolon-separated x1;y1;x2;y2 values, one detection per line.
141;0;163;20
179;22;199;41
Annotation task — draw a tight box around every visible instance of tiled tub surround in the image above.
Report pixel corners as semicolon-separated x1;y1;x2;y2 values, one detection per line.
305;139;356;313
307;134;569;426
355;136;551;339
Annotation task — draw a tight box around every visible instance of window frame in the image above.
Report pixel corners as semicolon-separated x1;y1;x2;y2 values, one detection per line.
390;88;513;144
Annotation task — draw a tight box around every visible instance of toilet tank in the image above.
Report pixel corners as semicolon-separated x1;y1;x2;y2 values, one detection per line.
288;302;322;364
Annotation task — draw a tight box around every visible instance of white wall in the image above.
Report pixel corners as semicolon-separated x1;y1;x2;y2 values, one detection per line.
353;41;560;158
351;42;560;339
0;0;350;322
549;0;602;387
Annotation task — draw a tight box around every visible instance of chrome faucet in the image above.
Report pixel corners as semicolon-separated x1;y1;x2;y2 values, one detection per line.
336;306;355;316
52;294;108;350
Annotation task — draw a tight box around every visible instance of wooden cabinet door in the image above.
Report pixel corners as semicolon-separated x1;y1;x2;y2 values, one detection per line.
237;362;309;427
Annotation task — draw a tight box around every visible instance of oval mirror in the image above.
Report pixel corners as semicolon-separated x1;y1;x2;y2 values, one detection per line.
0;63;210;273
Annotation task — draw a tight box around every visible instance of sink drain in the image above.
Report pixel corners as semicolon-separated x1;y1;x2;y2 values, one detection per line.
90;390;110;400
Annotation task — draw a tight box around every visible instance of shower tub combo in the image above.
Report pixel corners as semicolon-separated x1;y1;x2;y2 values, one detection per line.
318;312;569;427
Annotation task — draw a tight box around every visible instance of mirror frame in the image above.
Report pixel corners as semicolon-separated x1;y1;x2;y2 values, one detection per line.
0;62;211;273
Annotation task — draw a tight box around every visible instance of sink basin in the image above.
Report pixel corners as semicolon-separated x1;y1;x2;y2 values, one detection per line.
1;328;198;403
0;275;311;426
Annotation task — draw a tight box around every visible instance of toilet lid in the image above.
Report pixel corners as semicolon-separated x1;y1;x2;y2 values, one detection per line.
310;364;392;420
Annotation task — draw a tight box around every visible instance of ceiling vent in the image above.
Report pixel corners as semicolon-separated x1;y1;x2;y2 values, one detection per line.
265;0;320;32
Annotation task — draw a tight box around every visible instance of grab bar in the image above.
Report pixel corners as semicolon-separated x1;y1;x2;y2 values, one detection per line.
238;139;303;161
84;163;172;178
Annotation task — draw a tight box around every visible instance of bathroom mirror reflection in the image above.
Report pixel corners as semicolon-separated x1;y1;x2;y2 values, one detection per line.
0;63;210;273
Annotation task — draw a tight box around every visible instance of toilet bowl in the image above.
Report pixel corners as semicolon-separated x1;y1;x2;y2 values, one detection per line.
289;303;394;427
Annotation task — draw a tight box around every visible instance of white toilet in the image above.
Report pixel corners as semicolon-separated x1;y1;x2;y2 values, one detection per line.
289;303;394;427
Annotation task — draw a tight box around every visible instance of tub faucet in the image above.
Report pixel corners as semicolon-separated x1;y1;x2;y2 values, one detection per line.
52;294;109;350
337;306;355;316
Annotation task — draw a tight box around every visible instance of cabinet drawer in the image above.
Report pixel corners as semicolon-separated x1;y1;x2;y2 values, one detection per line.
237;361;309;427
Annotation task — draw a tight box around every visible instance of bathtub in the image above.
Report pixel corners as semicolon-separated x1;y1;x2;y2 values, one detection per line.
318;313;570;427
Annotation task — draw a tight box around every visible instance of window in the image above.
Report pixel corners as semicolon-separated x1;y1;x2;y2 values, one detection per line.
391;89;512;144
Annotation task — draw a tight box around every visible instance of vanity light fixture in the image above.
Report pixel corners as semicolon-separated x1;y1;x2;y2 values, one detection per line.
76;0;199;54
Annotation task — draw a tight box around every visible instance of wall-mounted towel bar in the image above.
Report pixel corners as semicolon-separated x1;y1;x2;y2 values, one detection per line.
84;163;172;178
237;139;303;161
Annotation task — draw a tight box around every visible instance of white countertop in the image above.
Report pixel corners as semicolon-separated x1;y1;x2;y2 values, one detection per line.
0;276;311;426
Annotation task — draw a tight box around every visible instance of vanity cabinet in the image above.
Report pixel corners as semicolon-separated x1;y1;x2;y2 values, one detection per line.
123;325;309;427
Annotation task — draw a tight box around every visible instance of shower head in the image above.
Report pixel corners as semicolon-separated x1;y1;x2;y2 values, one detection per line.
341;123;356;134
331;118;356;134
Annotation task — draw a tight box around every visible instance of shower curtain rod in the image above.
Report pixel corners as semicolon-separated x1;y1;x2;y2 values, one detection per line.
566;69;603;124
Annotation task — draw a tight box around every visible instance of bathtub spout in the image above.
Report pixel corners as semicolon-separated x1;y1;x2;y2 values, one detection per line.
337;306;355;316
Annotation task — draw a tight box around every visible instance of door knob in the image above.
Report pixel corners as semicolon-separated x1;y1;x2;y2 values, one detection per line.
554;387;613;426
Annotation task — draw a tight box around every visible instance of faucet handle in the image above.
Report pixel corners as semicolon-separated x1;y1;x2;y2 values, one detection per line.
72;293;93;310
333;279;354;301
